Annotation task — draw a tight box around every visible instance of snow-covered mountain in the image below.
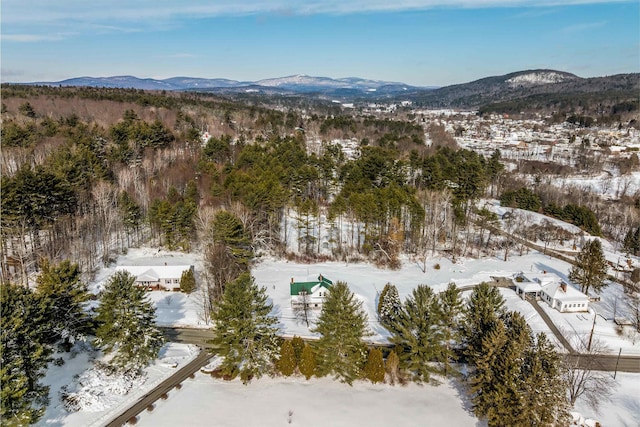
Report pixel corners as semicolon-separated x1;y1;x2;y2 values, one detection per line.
506;71;578;87
28;74;418;95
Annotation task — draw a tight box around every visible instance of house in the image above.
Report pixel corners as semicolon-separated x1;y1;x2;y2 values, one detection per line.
514;272;589;313
290;274;332;309
115;265;194;291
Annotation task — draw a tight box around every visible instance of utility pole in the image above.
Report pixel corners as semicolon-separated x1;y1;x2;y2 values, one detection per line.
614;347;622;379
587;312;596;351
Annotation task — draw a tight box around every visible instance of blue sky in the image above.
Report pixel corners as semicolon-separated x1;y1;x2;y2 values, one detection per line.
1;0;638;86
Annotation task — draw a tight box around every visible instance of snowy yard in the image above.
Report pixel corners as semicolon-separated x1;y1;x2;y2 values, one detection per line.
135;373;480;427
36;343;199;427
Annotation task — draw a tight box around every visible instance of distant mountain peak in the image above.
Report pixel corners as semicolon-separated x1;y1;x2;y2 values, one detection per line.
505;70;578;87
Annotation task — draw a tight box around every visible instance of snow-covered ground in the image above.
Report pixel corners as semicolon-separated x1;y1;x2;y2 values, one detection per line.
37;343;199;427
572;372;640;427
135;373;480;427
40;241;637;427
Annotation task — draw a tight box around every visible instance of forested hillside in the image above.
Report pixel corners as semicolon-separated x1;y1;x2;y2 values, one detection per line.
1;85;504;285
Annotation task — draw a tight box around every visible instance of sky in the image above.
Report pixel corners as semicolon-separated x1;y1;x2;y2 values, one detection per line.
1;0;638;87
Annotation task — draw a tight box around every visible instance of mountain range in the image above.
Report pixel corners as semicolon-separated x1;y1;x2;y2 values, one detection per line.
29;74;422;94
22;70;640;111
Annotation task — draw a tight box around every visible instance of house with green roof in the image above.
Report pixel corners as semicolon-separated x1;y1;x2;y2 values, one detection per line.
290;274;332;308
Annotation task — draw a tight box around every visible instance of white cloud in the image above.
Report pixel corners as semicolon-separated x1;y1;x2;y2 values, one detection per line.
1;0;632;26
562;21;608;33
0;33;75;42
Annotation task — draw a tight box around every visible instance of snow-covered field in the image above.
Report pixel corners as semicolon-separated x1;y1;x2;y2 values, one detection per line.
135;373;480;427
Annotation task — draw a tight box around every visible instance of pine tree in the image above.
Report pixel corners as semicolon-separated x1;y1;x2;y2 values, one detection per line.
363;348;385;384
211;273;279;383
569;239;609;294
377;282;402;331
520;333;570;426
291;335;305;365
35;259;91;349
180;268;196;294
278;340;297;377
437;282;463;376
312;281;371;384
1;283;51;425
385;350;401;385
94;271;165;370
389;285;442;383
298;344;316;380
623;226;640;256
470;312;533;427
461;282;505;366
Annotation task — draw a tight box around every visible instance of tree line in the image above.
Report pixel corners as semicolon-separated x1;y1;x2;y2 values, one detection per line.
211;275;571;426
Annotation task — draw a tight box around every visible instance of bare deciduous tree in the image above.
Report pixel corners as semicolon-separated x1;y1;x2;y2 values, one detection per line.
565;336;616;412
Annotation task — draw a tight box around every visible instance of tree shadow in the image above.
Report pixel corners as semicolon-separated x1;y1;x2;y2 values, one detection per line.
449;372;487;427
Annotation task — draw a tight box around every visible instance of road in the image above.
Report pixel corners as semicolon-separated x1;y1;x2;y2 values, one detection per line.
104;349;212;427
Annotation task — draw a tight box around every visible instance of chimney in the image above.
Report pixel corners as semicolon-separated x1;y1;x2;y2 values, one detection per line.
560;282;567;292
291;277;294;284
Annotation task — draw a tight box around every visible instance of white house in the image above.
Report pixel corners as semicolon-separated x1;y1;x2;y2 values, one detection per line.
514;272;589;313
290;274;332;309
115;265;193;291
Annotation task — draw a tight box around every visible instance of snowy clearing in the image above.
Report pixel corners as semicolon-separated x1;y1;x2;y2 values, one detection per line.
135;374;480;427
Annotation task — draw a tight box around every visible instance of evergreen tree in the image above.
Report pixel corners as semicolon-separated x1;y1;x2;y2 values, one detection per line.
470;318;508;423
180;268;196;294
377;282;402;331
312;281;371;384
94;271;164;370
389;285;442;383
299;344;316;380
520;333;570;426
461;282;505;366
35;259;91;349
622;226;640;256
211;210;252;265
363;348;385;384
291;335;305;365
385;350;401;385
437;282;463;376
569;239;609;294
471;312;533;427
211;273;279;383
278;340;296;377
1;284;51;425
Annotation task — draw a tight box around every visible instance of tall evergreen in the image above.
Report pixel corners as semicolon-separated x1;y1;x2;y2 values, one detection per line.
437;282;463;375
389;285;442;383
35;259;91;349
0;284;51;425
291;335;305;365
94;271;164;370
569;239;609;294
461;282;505;366
363;348;385;384
278;340;296;377
470;312;532;426
210;273;279;383
622;226;640;256
377;282;402;331
298;344;316;380
520;333;570;426
180;268;196;294
312;281;371;384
